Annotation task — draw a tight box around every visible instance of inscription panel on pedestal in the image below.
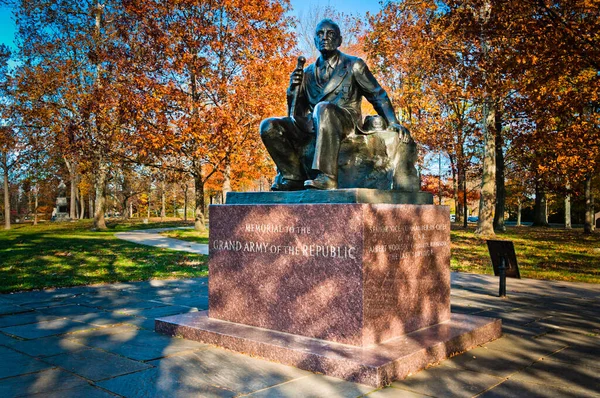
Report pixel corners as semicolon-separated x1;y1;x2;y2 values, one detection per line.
209;204;364;345
362;204;451;344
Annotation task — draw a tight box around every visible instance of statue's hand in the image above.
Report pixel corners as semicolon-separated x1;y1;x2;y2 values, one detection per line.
388;123;412;143
289;68;304;89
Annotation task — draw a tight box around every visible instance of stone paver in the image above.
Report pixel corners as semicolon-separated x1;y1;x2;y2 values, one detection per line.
0;312;62;328
97;366;236;398
0;331;17;346
147;349;311;395
244;374;374;397
0;271;598;397
477;379;593;398
390;366;503;398
70;326;207;361
0;318;99;339
42;348;152;381
365;387;430;397
508;357;600;397
7;335;86;358
0;346;51;379
0;304;31;316
36;304;104;317
23;384;118;398
0;368;87;398
120;304;198;319
69;310;139;327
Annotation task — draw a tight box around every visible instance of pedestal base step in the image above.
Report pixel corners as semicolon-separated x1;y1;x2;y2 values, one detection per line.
156;311;501;388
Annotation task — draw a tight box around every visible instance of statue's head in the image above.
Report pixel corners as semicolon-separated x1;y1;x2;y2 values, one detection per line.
314;19;342;54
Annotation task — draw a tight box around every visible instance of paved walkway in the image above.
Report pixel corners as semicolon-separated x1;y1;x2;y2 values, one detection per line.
115;227;209;255
0;232;598;397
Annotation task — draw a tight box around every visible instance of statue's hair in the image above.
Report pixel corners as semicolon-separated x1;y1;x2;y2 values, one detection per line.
316;19;341;37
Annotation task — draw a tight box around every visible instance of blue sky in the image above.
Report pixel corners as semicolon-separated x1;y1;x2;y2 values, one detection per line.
291;0;383;17
0;5;16;49
0;1;384;50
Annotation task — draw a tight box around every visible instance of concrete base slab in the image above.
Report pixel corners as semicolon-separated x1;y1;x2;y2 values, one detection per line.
156;311;501;387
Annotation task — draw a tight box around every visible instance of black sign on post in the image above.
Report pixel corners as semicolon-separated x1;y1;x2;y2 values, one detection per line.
486;240;521;279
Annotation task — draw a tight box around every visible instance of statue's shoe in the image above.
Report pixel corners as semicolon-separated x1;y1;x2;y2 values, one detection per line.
304;173;337;190
271;179;305;191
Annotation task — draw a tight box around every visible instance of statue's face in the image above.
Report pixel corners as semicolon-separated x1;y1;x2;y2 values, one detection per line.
314;21;342;53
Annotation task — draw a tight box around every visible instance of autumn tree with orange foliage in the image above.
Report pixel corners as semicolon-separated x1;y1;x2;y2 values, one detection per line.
369;0;598;234
11;0;136;230
496;1;599;232
116;0;295;230
367;1;484;227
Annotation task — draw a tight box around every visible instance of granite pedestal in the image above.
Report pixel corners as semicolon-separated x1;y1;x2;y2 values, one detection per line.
156;190;501;387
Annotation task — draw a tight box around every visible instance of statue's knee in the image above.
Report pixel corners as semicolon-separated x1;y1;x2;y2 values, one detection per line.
260;118;283;141
313;102;337;118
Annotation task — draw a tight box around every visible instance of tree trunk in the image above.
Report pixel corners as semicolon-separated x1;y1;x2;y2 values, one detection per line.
33;187;38;226
183;184;188;222
532;180;548;227
493;111;505;232
584;174;594;234
173;189;177;218
2;152;10;230
564;181;571;229
449;154;459;221
79;190;85;219
160;179;166;221
88;196;94;221
28;188;32;216
75;184;81;219
223;160;232;200
517;198;522;227
93;160;108;230
456;160;464;223
15;189;20;221
70;165;77;219
476;102;496;236
194;165;206;231
129;201;133;218
462;173;468;229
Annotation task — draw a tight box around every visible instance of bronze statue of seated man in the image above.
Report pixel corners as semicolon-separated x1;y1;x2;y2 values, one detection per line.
260;18;411;191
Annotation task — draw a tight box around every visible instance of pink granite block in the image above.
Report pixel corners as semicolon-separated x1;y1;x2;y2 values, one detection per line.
362;204;451;345
156;311;502;388
209;204;451;346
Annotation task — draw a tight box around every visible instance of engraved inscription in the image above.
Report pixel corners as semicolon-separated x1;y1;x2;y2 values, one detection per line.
367;223;449;260
212;240;357;259
245;223;311;235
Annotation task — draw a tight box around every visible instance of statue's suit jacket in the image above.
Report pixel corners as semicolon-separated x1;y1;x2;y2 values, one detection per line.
287;51;398;132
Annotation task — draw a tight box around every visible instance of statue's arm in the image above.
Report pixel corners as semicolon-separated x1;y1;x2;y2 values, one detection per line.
353;59;399;125
286;67;308;118
354;59;411;142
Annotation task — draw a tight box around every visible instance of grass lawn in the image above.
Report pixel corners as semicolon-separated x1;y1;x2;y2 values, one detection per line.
451;225;600;283
0;219;208;294
160;228;209;244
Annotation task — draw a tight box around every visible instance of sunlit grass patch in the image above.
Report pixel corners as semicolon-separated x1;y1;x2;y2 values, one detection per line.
451;225;600;283
0;220;207;293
